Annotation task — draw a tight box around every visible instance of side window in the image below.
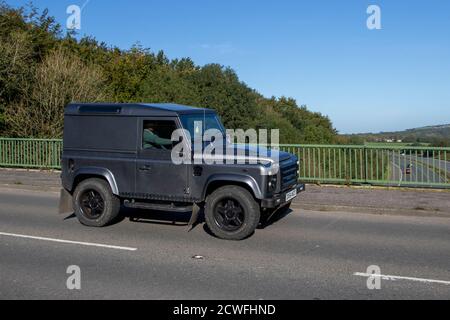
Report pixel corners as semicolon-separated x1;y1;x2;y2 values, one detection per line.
142;120;177;151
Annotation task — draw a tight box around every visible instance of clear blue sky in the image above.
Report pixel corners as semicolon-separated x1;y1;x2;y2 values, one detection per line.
8;0;450;134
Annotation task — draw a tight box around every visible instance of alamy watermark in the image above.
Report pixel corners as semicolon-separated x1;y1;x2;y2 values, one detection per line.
66;265;81;290
367;5;382;30
366;265;382;290
169;125;281;175
66;1;90;30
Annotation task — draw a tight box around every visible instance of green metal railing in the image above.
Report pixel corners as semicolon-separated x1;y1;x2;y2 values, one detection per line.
279;144;450;188
1;138;449;188
0;138;62;169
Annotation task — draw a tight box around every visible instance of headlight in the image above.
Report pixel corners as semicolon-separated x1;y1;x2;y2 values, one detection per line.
268;175;277;192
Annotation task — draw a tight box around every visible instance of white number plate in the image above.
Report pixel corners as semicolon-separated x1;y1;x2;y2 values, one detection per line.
286;189;297;202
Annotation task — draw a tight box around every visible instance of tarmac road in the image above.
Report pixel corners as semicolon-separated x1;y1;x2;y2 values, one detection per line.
0;187;449;300
417;156;450;173
390;154;446;186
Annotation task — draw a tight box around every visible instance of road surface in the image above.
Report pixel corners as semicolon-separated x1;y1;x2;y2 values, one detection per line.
0;188;449;300
390;153;447;186
416;156;450;173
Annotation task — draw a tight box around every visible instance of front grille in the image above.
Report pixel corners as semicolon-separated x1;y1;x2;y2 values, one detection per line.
280;157;299;191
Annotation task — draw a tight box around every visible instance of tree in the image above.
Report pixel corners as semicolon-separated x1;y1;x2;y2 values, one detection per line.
103;45;155;102
4;48;107;138
0;31;35;132
187;64;260;129
139;65;198;104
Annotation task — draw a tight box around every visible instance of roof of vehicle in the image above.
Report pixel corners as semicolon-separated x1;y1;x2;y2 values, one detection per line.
65;103;216;116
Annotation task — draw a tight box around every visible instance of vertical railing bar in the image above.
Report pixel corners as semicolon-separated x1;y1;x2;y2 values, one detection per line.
333;148;336;180
344;148;347;182
422;149;425;184
445;150;448;183
415;149;419;183
360;148;363;181
308;148;311;179
376;149;379;181
404;149;407;184
369;149;372;181
318;147;321;180
328;148;331;179
302;147;306;178
349;149;352;182
34;140;37;167
313;148;316;179
433;151;436;184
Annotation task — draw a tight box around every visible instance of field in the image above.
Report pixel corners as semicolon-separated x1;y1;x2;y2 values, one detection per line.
364;142;431;147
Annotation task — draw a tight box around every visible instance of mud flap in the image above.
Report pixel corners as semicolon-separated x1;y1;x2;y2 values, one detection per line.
188;203;201;230
58;189;74;214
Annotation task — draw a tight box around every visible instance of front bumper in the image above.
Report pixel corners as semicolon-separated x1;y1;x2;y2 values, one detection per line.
261;183;305;208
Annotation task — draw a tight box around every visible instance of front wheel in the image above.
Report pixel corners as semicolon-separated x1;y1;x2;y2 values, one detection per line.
73;178;121;227
205;186;260;240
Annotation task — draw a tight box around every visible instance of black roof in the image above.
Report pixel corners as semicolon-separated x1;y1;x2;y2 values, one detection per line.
65;103;215;116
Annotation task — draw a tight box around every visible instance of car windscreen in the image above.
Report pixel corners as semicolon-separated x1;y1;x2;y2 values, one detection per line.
180;113;225;139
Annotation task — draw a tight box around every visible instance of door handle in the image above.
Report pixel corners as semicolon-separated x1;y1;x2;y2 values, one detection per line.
139;165;152;172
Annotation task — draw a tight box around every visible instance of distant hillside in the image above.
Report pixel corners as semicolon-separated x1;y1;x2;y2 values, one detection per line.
343;124;450;147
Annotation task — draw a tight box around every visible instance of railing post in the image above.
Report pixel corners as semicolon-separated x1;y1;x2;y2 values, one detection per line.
364;146;368;184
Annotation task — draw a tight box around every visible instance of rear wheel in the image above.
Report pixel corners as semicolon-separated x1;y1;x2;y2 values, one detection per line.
205;186;260;240
73;178;121;227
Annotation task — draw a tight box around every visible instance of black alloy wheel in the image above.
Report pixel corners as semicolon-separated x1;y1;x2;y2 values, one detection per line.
79;189;105;219
214;198;245;232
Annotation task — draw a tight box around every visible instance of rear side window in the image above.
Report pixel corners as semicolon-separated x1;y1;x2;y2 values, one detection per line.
142;120;177;150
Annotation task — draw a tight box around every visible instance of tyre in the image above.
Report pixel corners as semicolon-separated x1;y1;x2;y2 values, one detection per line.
73;178;121;227
205;186;260;240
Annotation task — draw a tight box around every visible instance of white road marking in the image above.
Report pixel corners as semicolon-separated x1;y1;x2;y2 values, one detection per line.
0;232;137;251
354;272;450;286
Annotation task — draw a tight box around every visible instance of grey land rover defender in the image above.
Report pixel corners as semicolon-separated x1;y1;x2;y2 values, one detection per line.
59;103;304;240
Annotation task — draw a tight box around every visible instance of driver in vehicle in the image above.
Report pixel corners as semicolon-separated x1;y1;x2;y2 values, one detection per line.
143;125;173;149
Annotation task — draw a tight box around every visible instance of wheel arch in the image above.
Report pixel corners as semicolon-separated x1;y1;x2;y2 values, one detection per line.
71;167;119;196
202;174;263;201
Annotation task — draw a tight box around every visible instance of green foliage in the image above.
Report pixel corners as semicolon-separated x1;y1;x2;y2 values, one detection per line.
4;48;108;138
257;97;336;144
0;2;337;143
186;64;260;129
